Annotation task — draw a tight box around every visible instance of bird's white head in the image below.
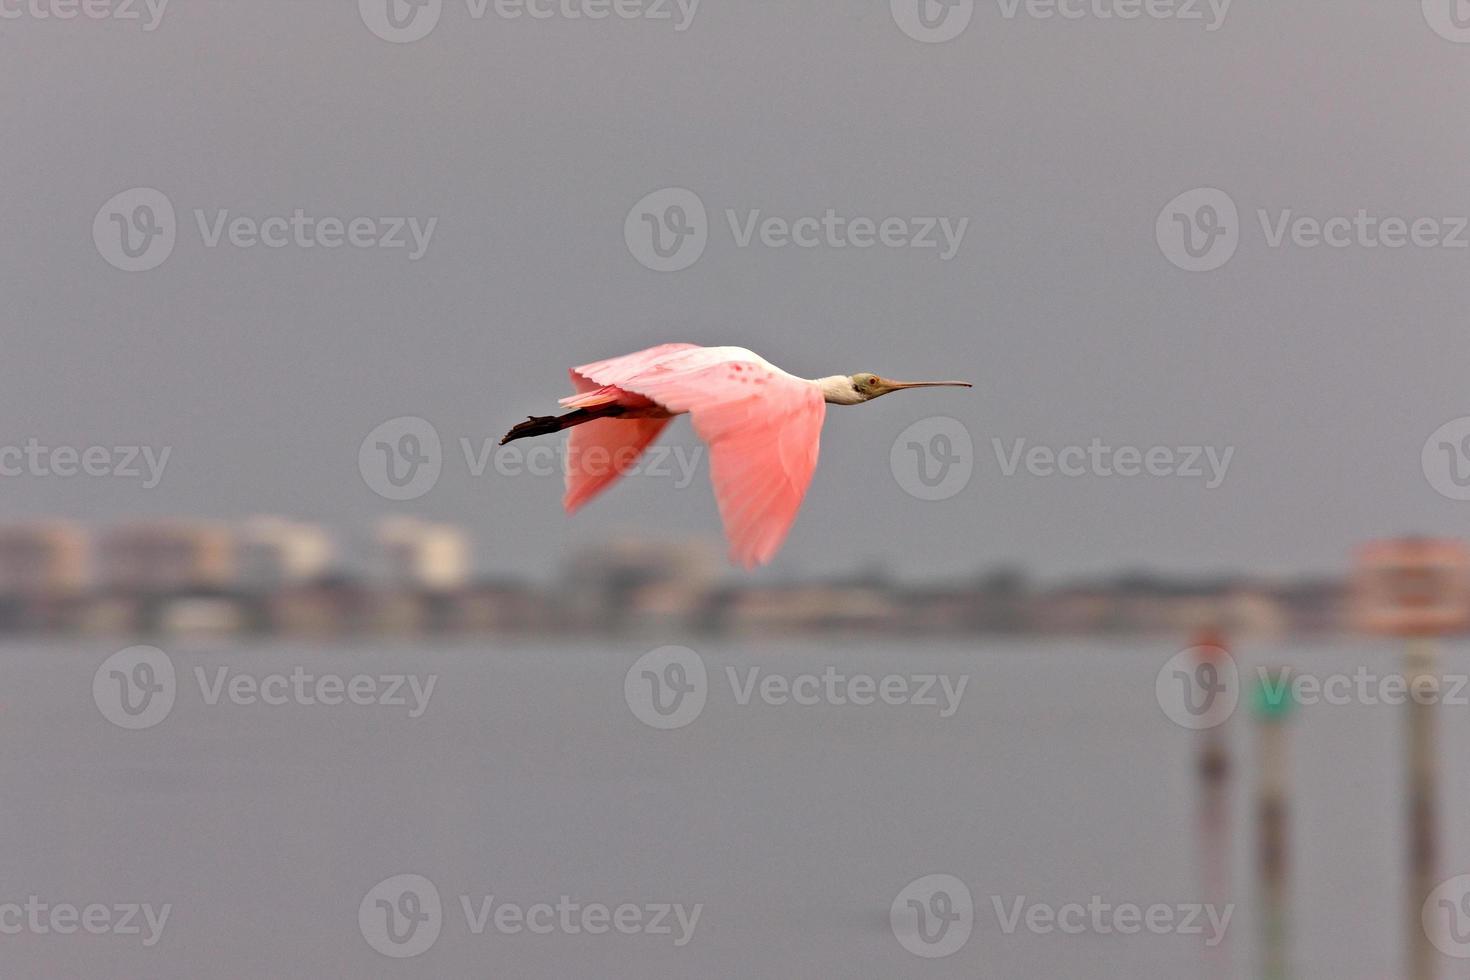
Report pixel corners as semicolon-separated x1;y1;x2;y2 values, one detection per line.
817;373;972;406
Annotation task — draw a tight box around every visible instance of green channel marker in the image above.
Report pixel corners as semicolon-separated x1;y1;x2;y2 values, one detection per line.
1252;670;1296;719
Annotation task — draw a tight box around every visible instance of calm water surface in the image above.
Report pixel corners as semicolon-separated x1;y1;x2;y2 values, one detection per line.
1;637;1464;978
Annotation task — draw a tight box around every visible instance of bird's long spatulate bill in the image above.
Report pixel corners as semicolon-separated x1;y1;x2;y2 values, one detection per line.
884;380;973;390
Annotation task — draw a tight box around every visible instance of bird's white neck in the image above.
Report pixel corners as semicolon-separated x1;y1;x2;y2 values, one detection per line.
815;375;863;405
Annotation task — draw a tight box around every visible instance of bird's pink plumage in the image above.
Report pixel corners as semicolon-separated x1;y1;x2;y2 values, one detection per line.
562;344;825;568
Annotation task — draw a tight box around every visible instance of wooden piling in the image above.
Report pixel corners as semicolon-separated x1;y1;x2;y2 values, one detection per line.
1254;671;1293;980
1405;638;1439;980
1193;629;1231;980
1351;538;1468;980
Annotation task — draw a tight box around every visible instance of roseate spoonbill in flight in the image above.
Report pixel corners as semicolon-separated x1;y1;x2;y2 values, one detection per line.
501;344;971;568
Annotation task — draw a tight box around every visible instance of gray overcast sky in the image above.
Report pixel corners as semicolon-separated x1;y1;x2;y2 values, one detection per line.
3;0;1469;582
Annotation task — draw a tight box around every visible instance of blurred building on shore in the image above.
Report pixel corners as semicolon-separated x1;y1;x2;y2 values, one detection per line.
88;521;236;634
377;517;469;592
96;520;235;594
0;521;88;597
374;517;472;632
237;517;334;592
0;521;89;630
560;537;719;631
0;516;1362;640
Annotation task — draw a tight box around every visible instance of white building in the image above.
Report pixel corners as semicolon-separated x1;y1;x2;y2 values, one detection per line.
377;517;470;592
237;516;334;590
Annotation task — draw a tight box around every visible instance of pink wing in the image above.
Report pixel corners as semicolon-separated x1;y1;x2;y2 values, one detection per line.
559;348;697;513
574;345;826;568
563;417;672;513
567;343;701;389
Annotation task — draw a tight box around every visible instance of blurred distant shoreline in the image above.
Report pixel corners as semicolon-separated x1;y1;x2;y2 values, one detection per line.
0;516;1348;640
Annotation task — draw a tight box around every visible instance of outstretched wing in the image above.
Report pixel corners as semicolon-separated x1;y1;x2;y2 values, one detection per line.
558;348;698;513
568;343;701;392
575;345;826;568
563;417;673;513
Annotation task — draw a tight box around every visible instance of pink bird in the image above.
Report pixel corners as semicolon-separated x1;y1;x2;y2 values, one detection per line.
501;344;971;568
